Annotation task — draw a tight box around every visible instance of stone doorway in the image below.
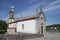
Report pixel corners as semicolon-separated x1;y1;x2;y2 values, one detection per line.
41;26;43;34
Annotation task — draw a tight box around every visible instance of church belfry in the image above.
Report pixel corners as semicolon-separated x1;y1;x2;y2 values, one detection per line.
9;5;15;23
7;4;18;34
7;0;18;34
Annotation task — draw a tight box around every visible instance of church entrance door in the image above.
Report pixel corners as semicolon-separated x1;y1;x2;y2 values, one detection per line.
41;26;43;34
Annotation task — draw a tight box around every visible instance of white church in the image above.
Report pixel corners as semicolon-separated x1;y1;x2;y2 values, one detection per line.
7;5;46;35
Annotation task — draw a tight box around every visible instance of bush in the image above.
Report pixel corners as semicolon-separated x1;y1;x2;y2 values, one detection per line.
0;20;8;34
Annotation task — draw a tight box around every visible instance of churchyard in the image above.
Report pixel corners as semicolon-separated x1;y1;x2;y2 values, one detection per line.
0;32;60;40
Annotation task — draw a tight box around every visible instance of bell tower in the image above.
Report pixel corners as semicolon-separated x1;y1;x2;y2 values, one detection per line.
7;0;18;34
7;5;17;34
9;5;15;23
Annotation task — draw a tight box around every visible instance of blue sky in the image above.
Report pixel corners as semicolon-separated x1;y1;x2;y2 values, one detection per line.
0;0;60;25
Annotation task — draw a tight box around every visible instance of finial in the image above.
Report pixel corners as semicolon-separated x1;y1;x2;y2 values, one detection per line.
11;5;14;8
11;0;14;11
11;5;14;11
36;10;38;13
40;4;42;11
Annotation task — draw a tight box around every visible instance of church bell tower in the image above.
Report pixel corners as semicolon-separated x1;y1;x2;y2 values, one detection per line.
9;5;15;23
7;5;18;34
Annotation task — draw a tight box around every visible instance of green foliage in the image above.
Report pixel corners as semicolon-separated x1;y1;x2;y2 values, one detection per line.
0;20;8;34
46;24;60;32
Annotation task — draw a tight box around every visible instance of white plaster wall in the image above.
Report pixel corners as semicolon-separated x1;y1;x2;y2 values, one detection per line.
9;23;16;28
17;19;37;34
9;19;15;23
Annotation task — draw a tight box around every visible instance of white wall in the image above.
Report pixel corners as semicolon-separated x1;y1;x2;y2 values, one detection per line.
9;23;16;28
17;19;37;34
9;19;15;23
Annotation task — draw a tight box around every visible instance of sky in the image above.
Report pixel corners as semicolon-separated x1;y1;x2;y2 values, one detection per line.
0;0;60;25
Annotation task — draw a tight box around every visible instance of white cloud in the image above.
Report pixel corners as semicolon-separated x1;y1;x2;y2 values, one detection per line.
44;0;60;9
43;0;60;12
15;0;48;19
48;1;58;8
44;5;60;12
15;2;41;19
15;0;60;19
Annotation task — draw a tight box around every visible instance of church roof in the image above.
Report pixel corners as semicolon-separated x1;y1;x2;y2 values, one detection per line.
9;16;38;24
18;16;37;21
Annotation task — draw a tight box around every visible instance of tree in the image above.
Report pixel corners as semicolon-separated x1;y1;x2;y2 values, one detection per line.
0;20;8;34
46;24;60;32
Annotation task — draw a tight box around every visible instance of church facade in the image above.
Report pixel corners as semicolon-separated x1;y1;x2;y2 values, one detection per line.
7;5;46;35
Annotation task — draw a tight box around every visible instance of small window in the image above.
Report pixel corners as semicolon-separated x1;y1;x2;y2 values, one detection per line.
41;17;43;20
41;23;44;25
22;24;24;30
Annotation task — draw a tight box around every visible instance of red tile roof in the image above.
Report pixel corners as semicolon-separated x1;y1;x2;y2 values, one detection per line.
18;16;37;21
9;16;38;24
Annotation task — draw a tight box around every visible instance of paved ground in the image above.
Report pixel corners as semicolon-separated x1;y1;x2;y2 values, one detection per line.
45;32;60;40
0;32;60;40
25;32;60;40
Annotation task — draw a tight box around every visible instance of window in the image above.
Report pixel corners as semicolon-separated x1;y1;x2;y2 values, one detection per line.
15;28;16;32
41;17;43;20
22;24;24;30
41;23;44;25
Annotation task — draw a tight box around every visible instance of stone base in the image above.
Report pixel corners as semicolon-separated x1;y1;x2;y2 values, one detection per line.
7;28;18;35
